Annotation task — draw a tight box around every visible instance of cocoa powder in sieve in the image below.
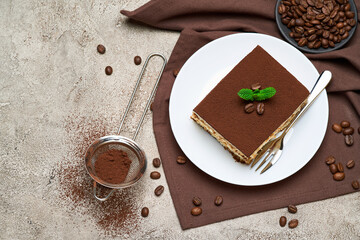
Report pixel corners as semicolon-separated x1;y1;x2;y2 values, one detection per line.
94;149;132;184
58;114;140;236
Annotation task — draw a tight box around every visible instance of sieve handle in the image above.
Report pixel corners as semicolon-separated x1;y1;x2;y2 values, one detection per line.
93;181;115;202
117;53;167;140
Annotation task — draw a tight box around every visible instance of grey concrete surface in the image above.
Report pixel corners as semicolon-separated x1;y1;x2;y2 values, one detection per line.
0;0;359;239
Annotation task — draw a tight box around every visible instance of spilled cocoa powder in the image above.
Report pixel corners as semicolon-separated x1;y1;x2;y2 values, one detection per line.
58;114;140;235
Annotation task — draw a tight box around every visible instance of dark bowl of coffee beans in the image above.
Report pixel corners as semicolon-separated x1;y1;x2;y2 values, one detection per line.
275;0;358;53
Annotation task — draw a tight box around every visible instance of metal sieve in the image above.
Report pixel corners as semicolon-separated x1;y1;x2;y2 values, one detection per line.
85;53;167;201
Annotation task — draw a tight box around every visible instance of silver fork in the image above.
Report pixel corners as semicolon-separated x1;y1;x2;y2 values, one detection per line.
253;70;332;174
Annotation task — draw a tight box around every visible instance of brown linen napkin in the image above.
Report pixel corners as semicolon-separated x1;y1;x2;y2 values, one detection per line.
122;1;360;229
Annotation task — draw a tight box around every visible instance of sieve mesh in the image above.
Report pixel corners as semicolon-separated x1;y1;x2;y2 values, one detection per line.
85;135;146;189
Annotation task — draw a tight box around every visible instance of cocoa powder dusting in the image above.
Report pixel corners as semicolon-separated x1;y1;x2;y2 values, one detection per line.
58;114;140;235
95;149;132;184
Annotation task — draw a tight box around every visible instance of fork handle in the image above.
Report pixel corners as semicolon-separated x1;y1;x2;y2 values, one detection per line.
285;70;332;134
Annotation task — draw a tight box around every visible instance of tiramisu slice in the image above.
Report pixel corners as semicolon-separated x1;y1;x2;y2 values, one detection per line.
191;45;309;165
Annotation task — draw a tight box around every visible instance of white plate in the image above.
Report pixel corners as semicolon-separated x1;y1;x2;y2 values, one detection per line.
169;33;329;186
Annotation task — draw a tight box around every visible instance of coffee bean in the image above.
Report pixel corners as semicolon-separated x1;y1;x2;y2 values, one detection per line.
322;6;330;15
279;4;287;14
280;216;287;227
288;219;299;228
308;33;317;41
97;44;106;54
214;196;223;206
288;205;297;213
153;157;161;168
134;56;142;65
329;164;338;174
314;40;322;49
336;22;344;28
337;162;344;172
343;127;354;135
295;26;305;34
173;69;179;77
245;103;255;113
296;18;305;26
154;185;164;196
332;123;342;133
192;197;202;206
176;156;186;164
298;37;308;46
150;171;161;179
141;207;149;217
105;66;113;75
256;103;265;115
307;0;315;6
333;172;345;181
316;13;326;20
348;19;356;27
300;0;308;8
191;207;202;216
342;31;349;39
345;11;355;18
352;180;359;190
345;135;354;146
322;30;330;38
251;83;261;90
346;159;355;169
325;156;335;165
307;41;315;48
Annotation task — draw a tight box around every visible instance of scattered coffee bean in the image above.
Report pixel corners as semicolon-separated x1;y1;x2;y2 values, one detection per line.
214;196;223;206
288;205;297;214
141;207;149;217
352;180;359;190
176;156;186;164
325;155;335;165
173;69;179;77
105;66;113;75
97;44;106;54
279;216;287;227
251;83;261;90
154;185;164;196
345;134;354;146
332;123;342;133
329;164;338;174
153;157;161;168
150;171;161;179
134;56;142;65
191;207;202;216
337;162;344;172
256;103;265;115
150;102;154;111
192;197;202;206
333;172;345;181
346;160;355;169
245;103;255;113
340;121;350;128
288;219;298;229
343;127;354;135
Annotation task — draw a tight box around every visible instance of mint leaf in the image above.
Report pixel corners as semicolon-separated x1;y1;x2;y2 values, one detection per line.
237;88;254;101
253;87;276;101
